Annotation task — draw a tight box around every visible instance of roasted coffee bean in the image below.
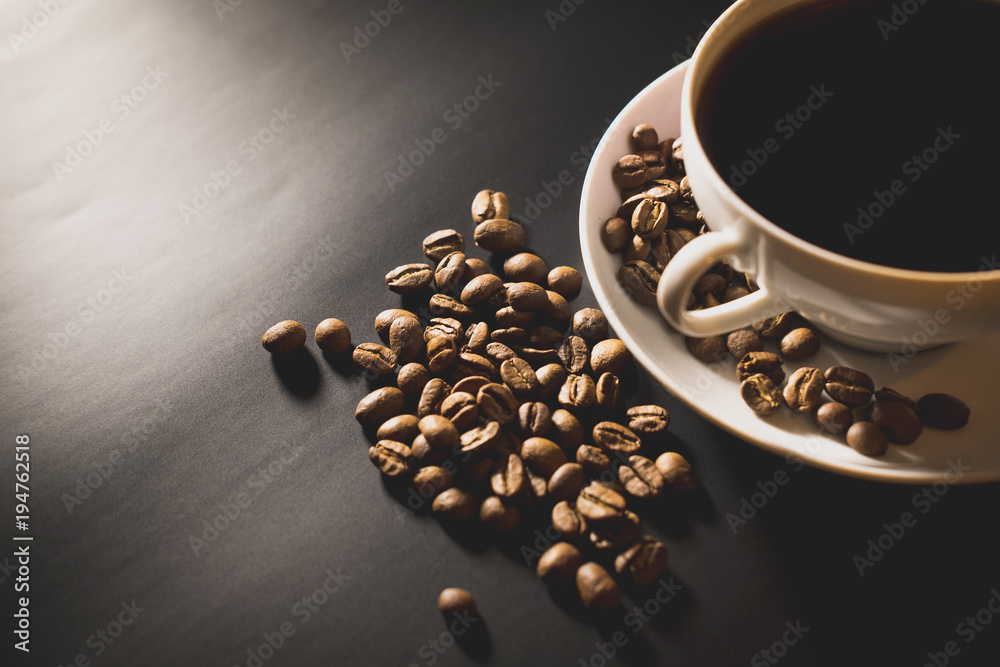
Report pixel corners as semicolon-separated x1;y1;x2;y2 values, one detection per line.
601;217;630;253
503;253;548;283
824;366;874;406
632;123;659;151
460;273;504;306
737;351;784;384
700;293;721;309
577;562;621;611
917;393;970;429
520;437;567;477
590;510;641;551
780;327;820;361
559;374;597;409
752;311;802;339
721;284;750;302
477;383;518;424
551;501;588;540
663;228;689;256
385;263;433;294
438;587;477;618
494;306;534;328
576;445;611;474
649;232;672;270
596;373;620;411
783;367;826;414
429;294;473;319
471;189;510;223
455;351;496;378
473;219;526;254
555;336;587;374
425;335;456;373
464;321;490;353
462;258;490;282
452;375;490;397
517;401;551;437
462;420;501;455
670;137;684;173
693;272;726;298
425;317;465;344
626;405;670;434
537;542;584;585
544;266;581;297
410;434;439;466
592;421;642;454
679;174;693;201
869;400;923;444
874;387;918;411
615;536;668;586
590;338;631;377
622;234;651;262
612;154;646;188
423;229;466;262
433;252;466;293
515;345;560;366
389;316;424;364
480;495;521;531
846;421;888;457
412;465;454;498
545;290;572;320
576;482;627;524
655;452;696;492
261;320;307;354
631;196;669;239
418;414;459;450
740;373;785;416
377;414;420;444
432;487;477;519
368;440;413;477
617;192;649;220
485;342;517;364
440;392;479;430
355;387;405;426
618;455;665;499
685;335;728;363
644;178;680;203
524;467;549;505
727;329;763;360
618;260;660;307
529;325;564;350
507;282;548;311
397;362;430;395
314;318;351;354
536;363;567;398
501;357;539;395
572;308;610;341
813;401;853;435
640;150;667;181
417;378;451;417
375;309;417;338
548;463;585;502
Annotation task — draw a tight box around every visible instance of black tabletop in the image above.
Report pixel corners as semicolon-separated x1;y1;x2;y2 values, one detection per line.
3;1;999;666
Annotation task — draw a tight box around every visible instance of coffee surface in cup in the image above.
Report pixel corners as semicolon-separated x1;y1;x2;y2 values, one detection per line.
698;0;999;272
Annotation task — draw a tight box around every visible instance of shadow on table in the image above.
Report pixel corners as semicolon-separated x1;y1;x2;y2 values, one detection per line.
271;347;321;398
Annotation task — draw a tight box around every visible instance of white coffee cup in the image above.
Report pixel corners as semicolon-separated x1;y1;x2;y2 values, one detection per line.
657;0;1000;352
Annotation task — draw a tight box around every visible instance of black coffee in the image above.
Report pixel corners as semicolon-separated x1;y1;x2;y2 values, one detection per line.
698;0;1000;272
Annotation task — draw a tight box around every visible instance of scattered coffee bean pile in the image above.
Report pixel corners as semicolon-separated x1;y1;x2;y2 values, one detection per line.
604;123;971;457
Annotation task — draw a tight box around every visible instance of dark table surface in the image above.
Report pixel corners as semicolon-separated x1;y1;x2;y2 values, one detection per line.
3;1;999;665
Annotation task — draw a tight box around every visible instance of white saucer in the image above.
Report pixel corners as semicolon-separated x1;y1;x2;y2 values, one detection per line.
579;60;1000;484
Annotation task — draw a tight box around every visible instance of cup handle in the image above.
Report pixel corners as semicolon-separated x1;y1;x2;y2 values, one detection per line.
657;228;781;337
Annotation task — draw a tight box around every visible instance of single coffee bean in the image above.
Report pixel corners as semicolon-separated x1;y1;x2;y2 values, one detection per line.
596;373;620;412
434;251;467;293
846;421;888;457
626;405;670;434
781;327;820;361
685;334;728;363
537;542;584;585
618;192;649;221
389;316;424;365
547;266;583;296
824;366;874;406
462;421;502;455
701;293;721;309
573;308;610;342
432;488;477;519
622;234;651;262
528;325;563;350
645;178;680;203
460;273;504;306
438;587;477;617
551;501;588;540
536;363;567;399
618;455;665;499
669;200;699;227
576;445;611;473
479;495;520;531
521;437;568;477
670;137;684;173
473;219;526;254
813;402;853;435
397;362;430;396
377;414;420;444
471;189;510;223
693;272;727;298
576;482;627;524
355;387;405;426
874;387;918;411
485;342;517;364
385;263;433;294
545;409;581;448
615;536;668;586
262;320;307;354
368;440;413;477
721;284;750;303
917;393;970;429
558;374;597;409
869;400;923;444
557;336;589;374
314;318;351;354
752;311;801;339
601;217;630;253
592;421;641;454
424;317;465;344
740;373;785;416
589;511;641;550
632;123;658;151
502;357;540;396
547;463;585;502
523;467;549;506
631;196;669;239
655;452;696;492
460;457;494;487
503;252;548;283
576;562;621;611
641;150;668;180
517;401;551;437
418;414;459;450
375;309;417;338
514;345;559;366
494;306;535;328
727;329;763;361
455;351;496;378
612;154;646;188
649;232;672;271
783;367;826;414
429;294;473;319
417;378;451;417
423;229;466;262
452;375;490;397
458;323;487;356
545;290;572;321
410;434;439;466
440;392;479;430
590;338;631;377
618;260;660;307
507;282;548;311
737;351;784;384
477;383;518;424
662;228;689;256
412;465;455;498
462;258;490;282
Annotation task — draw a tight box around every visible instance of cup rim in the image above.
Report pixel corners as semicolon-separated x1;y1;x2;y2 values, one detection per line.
681;0;1000;284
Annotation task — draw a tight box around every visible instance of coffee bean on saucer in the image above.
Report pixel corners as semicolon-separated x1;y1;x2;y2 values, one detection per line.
780;327;820;361
686;335;727;363
726;329;763;361
917;393;970;429
601;217;630;253
612;155;646;189
537;543;584;585
869;400;923;444
752;312;801;339
622;234;651;262
874;387;918;411
618;261;660;307
783;367;825;414
846;421;888;457
632;124;659;152
262;320;307;354
576;562;621;611
812;402;853;435
631;197;669;239
824;366;874;406
737;351;784;384
740;373;784;416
